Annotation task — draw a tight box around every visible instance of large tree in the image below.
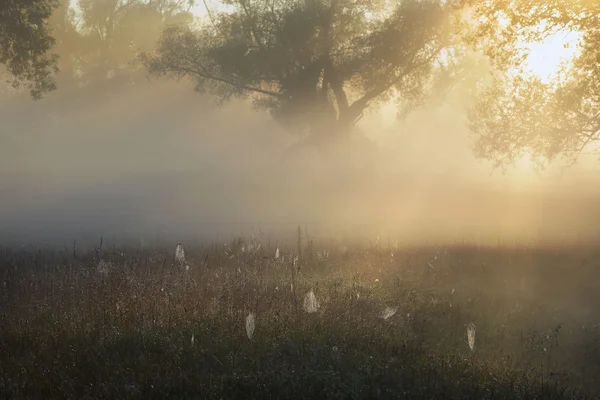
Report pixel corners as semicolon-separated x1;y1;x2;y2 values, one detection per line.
465;0;600;169
142;0;464;143
0;0;60;99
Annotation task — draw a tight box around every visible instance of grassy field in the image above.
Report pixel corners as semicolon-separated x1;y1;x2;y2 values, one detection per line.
0;236;599;399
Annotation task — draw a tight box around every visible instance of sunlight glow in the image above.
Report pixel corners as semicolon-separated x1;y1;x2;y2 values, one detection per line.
521;30;582;83
515;150;533;166
190;0;234;19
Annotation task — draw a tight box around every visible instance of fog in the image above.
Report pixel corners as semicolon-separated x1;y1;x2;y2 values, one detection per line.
2;55;600;249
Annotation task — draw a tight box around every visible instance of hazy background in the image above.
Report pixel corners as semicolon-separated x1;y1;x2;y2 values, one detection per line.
1;4;600;248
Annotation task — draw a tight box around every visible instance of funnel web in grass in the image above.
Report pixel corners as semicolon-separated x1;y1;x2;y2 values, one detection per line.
467;323;476;352
246;312;256;340
97;260;111;276
303;289;320;313
381;307;397;320
175;244;186;264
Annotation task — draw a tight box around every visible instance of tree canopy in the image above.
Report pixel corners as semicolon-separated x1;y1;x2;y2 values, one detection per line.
6;0;598;170
466;0;600;168
142;0;464;142
0;0;60;99
73;0;194;84
0;0;195;100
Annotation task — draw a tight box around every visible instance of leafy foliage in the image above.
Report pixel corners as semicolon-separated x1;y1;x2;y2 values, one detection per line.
466;0;600;168
1;0;195;99
143;0;463;139
70;0;195;87
0;0;60;99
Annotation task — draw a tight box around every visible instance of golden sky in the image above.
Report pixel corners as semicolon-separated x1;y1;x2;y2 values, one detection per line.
522;31;581;82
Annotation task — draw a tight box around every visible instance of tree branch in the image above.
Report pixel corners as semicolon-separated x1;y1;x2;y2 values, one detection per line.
318;1;351;121
202;0;226;38
160;57;283;98
323;58;348;112
239;0;266;52
344;45;443;123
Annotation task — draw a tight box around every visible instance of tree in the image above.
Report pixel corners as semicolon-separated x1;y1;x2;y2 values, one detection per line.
142;0;464;143
0;0;60;99
0;0;194;99
75;0;194;85
465;0;600;169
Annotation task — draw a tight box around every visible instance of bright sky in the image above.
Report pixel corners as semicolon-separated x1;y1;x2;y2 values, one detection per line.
523;30;582;83
190;1;207;17
506;30;583;175
190;0;230;18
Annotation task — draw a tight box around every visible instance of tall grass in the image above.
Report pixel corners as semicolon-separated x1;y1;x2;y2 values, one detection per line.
0;238;598;399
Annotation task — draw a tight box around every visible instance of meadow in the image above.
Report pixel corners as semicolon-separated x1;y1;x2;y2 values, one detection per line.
0;234;599;399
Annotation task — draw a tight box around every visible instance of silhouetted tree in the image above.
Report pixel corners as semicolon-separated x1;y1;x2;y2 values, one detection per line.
466;0;600;168
142;0;464;143
0;0;60;99
0;0;194;99
75;0;194;86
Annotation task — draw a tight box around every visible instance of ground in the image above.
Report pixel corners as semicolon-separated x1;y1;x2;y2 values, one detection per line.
0;239;599;399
